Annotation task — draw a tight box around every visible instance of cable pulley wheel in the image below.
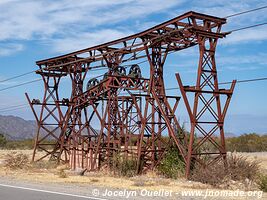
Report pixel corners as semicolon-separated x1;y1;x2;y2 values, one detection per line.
129;64;142;78
86;78;99;91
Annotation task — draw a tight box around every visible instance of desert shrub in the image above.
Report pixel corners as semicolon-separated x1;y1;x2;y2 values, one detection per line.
4;152;29;169
120;159;137;177
158;146;185;179
191;154;260;187
5;139;34;150
4;139;56;150
226;133;267;152
0;133;7;148
128;137;138;146
258;174;267;192
186;134;267;153
57;168;68;178
227;154;259;182
111;154;137;177
191;161;225;186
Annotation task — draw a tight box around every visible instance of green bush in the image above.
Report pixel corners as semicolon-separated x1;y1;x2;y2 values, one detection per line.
5;139;34;150
258;174;267;192
193;133;267;153
111;154;137;177
0;133;7;148
158;146;185;179
120;159;138;177
226;133;267;152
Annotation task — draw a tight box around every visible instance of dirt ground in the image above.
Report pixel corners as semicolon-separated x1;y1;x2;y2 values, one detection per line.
0;150;210;192
0;150;266;200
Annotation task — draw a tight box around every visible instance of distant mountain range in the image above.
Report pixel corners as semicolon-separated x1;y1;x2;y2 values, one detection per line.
0;115;90;141
0;115;37;140
0;114;264;141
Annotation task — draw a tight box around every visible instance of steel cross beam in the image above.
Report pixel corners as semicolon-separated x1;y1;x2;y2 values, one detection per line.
26;11;234;177
55;62;90;163
35;11;227;72
59;74;150;170
25;71;67;162
176;17;236;178
135;94;181;172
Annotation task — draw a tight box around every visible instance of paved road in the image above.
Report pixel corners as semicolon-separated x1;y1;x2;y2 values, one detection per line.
0;181;178;200
0;177;169;200
1;177;264;200
0;184;106;200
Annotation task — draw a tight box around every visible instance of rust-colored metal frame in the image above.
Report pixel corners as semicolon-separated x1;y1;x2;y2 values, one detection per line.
26;11;235;176
176;17;236;177
25;71;67;161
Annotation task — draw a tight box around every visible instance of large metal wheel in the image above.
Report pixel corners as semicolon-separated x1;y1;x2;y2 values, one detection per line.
129;64;142;78
86;78;99;91
115;66;126;76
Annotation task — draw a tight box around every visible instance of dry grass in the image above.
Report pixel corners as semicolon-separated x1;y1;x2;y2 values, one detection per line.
235;152;267;173
191;154;260;190
0;150;266;197
0;154;208;193
4;152;29;169
0;150;47;161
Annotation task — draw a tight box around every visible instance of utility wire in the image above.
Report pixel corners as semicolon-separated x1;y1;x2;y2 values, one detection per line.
220;77;267;85
0;105;28;112
0;103;28;111
166;77;267;91
1;76;267;113
0;70;35;83
1;5;267;84
225;5;267;18
0;6;266;103
229;22;267;32
0;19;265;94
0;79;42;92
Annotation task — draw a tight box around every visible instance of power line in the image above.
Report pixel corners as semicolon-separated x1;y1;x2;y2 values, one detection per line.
229;22;267;32
222;6;267;33
166;77;267;91
0;6;266;103
1;5;266;84
0;105;28;112
1;6;266;84
0;24;264;94
0;79;42;92
1;76;267;113
0;103;28;111
0;49;144;82
225;5;267;18
220;77;267;85
0;70;35;83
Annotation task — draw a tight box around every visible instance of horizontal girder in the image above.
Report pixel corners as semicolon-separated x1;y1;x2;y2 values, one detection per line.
36;11;226;71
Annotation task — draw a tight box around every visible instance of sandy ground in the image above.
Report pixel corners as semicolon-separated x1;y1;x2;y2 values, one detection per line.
0;150;266;200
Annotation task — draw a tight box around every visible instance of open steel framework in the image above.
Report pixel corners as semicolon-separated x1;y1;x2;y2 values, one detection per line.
26;11;236;177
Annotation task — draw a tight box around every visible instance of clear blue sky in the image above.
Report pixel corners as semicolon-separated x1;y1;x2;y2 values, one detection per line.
0;0;266;135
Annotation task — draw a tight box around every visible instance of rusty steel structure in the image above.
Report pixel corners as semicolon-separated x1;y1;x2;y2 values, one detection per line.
26;11;236;177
